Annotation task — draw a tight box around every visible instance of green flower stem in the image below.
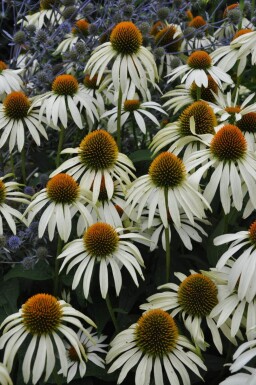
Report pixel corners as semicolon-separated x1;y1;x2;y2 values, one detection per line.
106;293;119;332
132;117;139;150
21;147;26;184
54;236;63;296
10;153;15;176
238;0;244;29
196;86;201;101
164;188;171;282
116;86;123;151
56;125;65;168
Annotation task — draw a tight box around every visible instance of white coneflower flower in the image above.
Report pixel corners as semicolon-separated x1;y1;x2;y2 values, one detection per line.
162;76;219;114
22;0;63;28
166;50;233;89
0;293;96;385
207;90;256;124
84;21;158;93
142;210;209;251
0;61;23;96
58;222;146;299
0;174;30;234
24;173;93;242
35;74;99;129
0;91;48;152
83;73;113;116
220;368;256;385
150;101;217;158
214;220;256;303
101;98;167;134
140;272;232;353
211;29;254;76
126;151;211;229
235;30;256;66
214;4;253;41
186;124;256;214
153;24;183;76
0;363;13;385
206;264;255;340
59;327;107;383
50;130;135;203
77;178;127;231
53;19;90;56
106;308;206;385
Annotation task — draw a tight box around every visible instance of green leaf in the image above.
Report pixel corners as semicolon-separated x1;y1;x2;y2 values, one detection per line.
129;149;152;163
4;260;54;281
0;279;19;322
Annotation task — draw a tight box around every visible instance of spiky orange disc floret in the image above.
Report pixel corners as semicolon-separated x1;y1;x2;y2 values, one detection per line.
0;61;8;72
190;76;218;103
22;293;62;335
149;152;186;188
223;3;239;17
110;22;143;55
150;21;165;36
124;99;141;111
155;26;182;53
232;29;254;40
47;173;79;204
210;124;247;161
83;222;119;257
178;274;218;317
249;221;256;246
189;16;207;29
237;112;256;133
4;91;30;120
187;50;212;69
79;130;118;170
52;74;78;96
0;180;6;204
83;74;100;89
179;101;216;136
72;19;90;35
135;309;178;357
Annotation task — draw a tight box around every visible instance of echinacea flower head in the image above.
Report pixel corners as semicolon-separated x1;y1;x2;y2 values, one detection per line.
51;129;135;203
166;50;233;89
162;75;218;114
205;263;255;340
59;327;107;383
155;25;182;53
24;173;93;242
101;98;167;134
58;222;146;299
0;293;96;385
186;124;256;214
142;209;209;251
237;112;256;150
0;91;48;152
35;74;99;129
0;174;30;235
126;151;210;229
72;19;90;36
0;363;13;385
214;220;256;303
189;16;207;29
84;21;158;93
78;178;127;229
211;29;254;77
106;308;206;385
150;101;217;157
0;61;23;96
140;272;230;353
